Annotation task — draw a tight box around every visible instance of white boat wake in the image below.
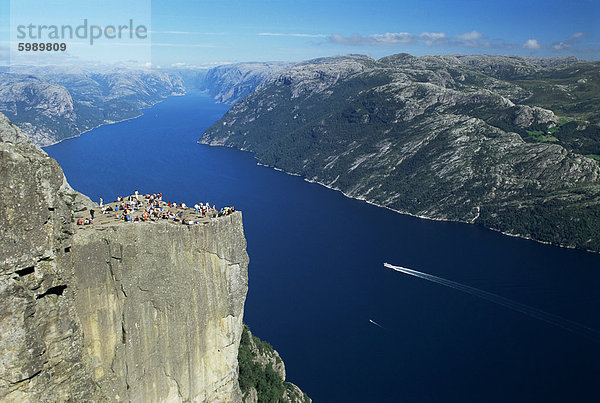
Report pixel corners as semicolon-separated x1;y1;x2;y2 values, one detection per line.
384;263;600;343
369;319;385;329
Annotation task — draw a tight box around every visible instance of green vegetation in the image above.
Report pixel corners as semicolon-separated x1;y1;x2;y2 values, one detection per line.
515;63;600;123
441;63;600;154
478;188;600;252
525;130;559;142
238;325;310;402
238;325;284;401
513;64;600;154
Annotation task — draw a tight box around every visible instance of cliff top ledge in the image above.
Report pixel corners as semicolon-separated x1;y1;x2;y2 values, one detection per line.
76;192;238;230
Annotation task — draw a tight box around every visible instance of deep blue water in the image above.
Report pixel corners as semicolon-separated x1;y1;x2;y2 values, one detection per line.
45;92;600;402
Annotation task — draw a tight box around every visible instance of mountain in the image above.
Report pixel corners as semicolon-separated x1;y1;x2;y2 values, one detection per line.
0;66;185;146
202;62;291;104
200;54;600;252
0;62;291;146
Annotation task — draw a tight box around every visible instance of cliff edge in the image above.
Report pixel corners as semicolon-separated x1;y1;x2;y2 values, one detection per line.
71;215;248;402
0;112;249;402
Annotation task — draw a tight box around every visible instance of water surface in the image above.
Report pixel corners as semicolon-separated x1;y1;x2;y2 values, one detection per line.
45;92;600;402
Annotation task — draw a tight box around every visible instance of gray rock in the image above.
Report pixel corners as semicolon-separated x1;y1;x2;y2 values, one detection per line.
0;112;33;144
0;113;103;401
71;214;249;402
202;62;291;104
240;327;310;403
0;113;250;402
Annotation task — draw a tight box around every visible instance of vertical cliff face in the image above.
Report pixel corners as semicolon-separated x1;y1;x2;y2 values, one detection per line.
0;112;249;402
0;113;100;401
201;62;291;105
71;217;249;402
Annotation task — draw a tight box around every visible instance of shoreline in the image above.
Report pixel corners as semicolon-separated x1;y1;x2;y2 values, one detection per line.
298;168;592;252
303;172;595;253
200;141;597;255
40;92;187;149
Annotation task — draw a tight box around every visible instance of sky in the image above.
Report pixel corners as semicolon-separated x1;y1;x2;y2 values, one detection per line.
1;0;599;68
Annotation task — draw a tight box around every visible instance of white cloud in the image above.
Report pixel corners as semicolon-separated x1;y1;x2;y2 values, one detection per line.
151;30;196;34
169;61;230;69
329;32;446;46
328;30;524;51
553;41;569;50
151;43;217;48
150;31;225;35
523;39;541;49
329;32;414;45
553;32;586;51
97;42;217;48
452;31;489;47
456;30;484;41
258;32;327;38
420;32;446;46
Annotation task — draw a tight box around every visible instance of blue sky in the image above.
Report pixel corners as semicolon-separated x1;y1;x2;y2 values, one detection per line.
1;0;599;67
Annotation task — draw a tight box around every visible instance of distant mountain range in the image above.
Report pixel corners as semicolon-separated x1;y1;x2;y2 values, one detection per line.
0;62;288;146
201;62;291;104
0;66;187;146
200;54;600;252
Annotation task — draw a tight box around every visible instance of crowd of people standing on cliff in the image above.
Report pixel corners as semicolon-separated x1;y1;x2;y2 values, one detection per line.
76;190;235;225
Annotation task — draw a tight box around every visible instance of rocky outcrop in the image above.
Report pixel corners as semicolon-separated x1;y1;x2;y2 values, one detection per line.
238;326;310;403
0;113;99;401
0;113;249;401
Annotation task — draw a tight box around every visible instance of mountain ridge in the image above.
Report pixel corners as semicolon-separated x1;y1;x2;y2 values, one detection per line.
0;67;186;146
200;53;600;252
0;62;292;146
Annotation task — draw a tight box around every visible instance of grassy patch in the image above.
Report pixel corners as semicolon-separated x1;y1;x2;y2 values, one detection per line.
557;117;577;126
525;130;559;142
548;117;583;134
586;155;600;161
